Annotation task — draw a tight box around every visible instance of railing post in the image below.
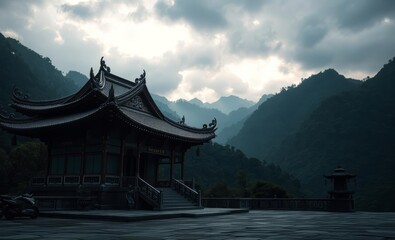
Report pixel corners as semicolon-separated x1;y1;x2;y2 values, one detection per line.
159;190;163;210
198;190;202;207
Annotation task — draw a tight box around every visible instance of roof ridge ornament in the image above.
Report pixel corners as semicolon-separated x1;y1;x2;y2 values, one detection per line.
179;115;185;125
90;67;95;79
135;69;146;83
12;87;30;100
0;105;16;119
203;117;217;129
90;67;105;89
100;56;111;73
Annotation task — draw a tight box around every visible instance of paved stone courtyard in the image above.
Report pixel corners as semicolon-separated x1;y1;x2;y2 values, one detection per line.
1;210;395;239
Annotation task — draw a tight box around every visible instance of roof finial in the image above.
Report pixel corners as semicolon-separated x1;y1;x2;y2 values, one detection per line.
100;56;111;73
90;67;95;79
179;115;185;124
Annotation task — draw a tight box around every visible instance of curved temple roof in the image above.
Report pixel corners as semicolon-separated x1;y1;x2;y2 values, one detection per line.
0;58;217;143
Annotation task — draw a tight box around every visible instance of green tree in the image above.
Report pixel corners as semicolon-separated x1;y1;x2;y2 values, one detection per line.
205;181;232;197
251;181;288;198
0;148;12;193
7;142;47;193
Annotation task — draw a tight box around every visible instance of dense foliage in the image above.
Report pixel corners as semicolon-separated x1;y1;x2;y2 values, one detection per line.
185;142;302;197
0;142;47;194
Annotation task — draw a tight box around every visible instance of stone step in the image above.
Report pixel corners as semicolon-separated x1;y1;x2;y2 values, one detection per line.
157;188;199;210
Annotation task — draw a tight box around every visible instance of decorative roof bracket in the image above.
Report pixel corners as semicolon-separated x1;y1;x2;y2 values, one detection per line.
12;87;30;100
0;105;16;119
203;117;217;129
135;70;146;84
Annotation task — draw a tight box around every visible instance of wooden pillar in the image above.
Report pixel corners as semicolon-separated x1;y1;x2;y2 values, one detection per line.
155;159;159;185
119;134;125;185
81;132;86;183
46;140;52;177
136;143;141;177
101;134;108;184
170;148;174;182
180;151;185;180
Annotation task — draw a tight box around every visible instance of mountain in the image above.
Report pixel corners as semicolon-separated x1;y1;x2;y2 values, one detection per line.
152;94;272;138
215;94;273;144
185;95;256;114
185;142;302;196
65;70;88;88
206;95;255;114
0;32;80;101
189;97;205;108
171;99;227;129
0;33;79;150
151;94;181;121
228;69;362;160
152;93;273;143
269;57;395;211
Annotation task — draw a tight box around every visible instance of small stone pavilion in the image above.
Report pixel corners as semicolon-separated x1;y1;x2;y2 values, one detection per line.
0;58;217;210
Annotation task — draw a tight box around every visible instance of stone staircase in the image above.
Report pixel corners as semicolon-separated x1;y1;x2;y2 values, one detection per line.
158;188;201;210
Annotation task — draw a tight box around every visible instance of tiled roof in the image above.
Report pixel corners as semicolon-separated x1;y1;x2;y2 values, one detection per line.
0;107;100;132
1;59;216;142
119;107;215;142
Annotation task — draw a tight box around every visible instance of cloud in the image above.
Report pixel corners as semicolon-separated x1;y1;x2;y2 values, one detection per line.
61;3;101;20
1;0;395;103
332;0;395;31
0;0;45;32
155;0;227;30
129;3;149;22
296;17;328;48
227;22;280;57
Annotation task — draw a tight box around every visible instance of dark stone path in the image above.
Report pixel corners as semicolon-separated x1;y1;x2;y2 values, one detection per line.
1;210;395;239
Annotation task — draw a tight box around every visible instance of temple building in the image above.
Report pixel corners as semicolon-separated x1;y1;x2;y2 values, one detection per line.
0;58;217;210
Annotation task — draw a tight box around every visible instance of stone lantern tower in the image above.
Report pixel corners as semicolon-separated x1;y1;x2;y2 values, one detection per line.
324;166;356;211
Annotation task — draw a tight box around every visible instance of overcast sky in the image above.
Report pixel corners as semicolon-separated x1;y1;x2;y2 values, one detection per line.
1;0;394;103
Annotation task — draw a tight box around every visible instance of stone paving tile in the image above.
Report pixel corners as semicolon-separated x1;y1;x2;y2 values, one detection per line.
1;210;395;239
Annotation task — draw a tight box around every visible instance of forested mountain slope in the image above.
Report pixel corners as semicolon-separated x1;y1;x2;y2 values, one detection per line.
0;33;78;150
228;69;361;160
269;58;395;211
185;142;302;196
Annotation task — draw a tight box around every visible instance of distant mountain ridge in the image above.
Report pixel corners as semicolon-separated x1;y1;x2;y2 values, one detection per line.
152;94;272;141
210;96;256;114
188;95;255;114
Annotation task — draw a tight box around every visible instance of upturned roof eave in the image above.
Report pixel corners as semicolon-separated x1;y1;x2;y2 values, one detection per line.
10;88;107;116
1;102;216;143
11;88;75;106
118;106;216;142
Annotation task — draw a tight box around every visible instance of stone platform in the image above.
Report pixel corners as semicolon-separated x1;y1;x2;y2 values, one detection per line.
39;208;249;222
1;210;395;239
